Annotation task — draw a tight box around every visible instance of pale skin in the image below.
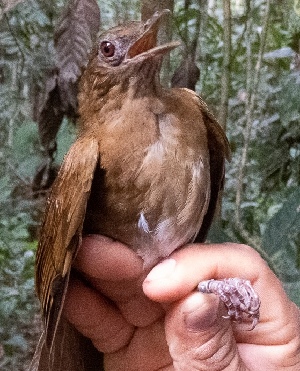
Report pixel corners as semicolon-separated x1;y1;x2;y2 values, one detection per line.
63;235;300;370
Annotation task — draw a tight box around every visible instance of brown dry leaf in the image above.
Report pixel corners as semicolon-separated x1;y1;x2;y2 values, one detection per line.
32;0;100;192
54;0;100;115
171;54;200;91
32;69;63;192
36;69;64;151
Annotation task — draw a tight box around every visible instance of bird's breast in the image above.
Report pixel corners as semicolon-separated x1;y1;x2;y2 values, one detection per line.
84;92;211;267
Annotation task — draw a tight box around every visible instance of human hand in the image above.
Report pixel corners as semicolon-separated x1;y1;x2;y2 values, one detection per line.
63;235;300;370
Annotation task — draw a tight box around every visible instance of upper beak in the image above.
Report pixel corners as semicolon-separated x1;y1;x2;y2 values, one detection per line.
127;9;180;59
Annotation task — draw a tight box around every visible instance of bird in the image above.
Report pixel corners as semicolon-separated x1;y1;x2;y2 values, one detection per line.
32;9;231;370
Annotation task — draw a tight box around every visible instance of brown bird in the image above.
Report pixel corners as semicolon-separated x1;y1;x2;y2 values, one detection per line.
32;9;234;371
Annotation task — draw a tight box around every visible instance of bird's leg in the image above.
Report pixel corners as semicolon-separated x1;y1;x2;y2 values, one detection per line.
198;278;260;330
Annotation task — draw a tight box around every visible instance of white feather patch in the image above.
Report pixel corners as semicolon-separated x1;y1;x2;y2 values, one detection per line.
138;212;151;234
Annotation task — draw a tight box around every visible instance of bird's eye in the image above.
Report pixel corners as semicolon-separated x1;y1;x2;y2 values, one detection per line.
100;41;115;57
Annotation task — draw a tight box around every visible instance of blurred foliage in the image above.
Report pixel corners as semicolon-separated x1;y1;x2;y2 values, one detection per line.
0;118;75;369
0;0;300;368
0;122;40;369
0;231;39;370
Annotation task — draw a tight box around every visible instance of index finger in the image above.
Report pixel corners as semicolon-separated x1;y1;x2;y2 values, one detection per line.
143;243;266;301
143;243;298;339
71;234;163;328
74;235;144;280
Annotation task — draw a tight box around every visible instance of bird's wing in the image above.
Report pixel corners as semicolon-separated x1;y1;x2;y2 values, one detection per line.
194;94;231;242
35;135;99;348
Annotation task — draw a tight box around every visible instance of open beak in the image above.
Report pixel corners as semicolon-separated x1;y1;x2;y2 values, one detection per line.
127;9;180;60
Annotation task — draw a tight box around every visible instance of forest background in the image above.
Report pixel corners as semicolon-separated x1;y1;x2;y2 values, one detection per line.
0;0;300;369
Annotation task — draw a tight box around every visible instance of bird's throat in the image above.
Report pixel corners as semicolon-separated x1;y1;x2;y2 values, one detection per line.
79;61;163;131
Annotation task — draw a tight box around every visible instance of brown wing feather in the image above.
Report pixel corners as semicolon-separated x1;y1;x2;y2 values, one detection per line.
194;94;231;242
30;319;103;371
35;135;99;348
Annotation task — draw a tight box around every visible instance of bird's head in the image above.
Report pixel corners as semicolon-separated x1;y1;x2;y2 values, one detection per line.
95;9;179;68
81;10;180;94
79;10;180;125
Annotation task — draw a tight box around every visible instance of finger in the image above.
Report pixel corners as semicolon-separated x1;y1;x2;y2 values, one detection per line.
63;276;135;353
105;321;173;371
143;243;293;343
74;235;164;327
74;235;143;280
144;243;264;301
165;291;245;371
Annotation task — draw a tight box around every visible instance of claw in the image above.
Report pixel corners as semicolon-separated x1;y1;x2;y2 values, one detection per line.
198;277;260;330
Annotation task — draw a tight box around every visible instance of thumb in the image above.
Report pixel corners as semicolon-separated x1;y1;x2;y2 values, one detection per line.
165;292;246;371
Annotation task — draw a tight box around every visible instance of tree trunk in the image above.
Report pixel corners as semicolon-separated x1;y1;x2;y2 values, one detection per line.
141;0;174;85
218;0;231;130
171;0;201;91
235;0;271;227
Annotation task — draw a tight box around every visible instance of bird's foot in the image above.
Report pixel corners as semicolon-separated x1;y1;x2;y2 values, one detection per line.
198;277;260;330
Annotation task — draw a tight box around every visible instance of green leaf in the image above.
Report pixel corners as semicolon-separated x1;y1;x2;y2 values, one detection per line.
262;187;300;304
5;334;28;351
262;187;300;258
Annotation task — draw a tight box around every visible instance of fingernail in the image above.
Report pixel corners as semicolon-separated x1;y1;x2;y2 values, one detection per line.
145;259;176;281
